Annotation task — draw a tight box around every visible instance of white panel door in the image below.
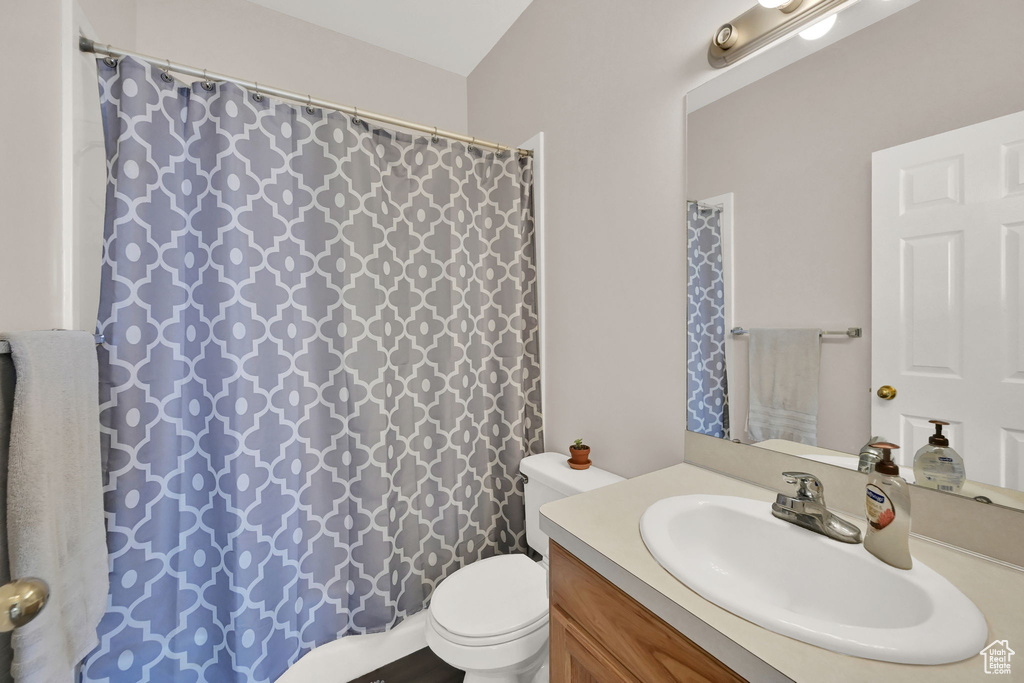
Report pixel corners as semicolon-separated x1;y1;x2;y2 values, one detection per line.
872;110;1024;488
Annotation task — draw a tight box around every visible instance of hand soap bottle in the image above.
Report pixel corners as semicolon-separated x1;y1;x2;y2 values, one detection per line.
913;420;966;493
864;442;912;570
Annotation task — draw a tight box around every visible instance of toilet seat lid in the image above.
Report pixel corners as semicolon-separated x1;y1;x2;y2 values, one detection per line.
430;554;547;639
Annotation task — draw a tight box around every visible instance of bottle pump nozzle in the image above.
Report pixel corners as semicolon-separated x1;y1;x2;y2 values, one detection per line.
868;442;901;475
928;420;950;447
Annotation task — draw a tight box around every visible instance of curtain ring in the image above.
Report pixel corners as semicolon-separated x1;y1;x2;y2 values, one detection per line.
352;106;361;124
252;82;263;102
431;126;439;144
102;44;118;68
159;58;173;83
469;137;476;152
201;68;214;91
305;95;315;114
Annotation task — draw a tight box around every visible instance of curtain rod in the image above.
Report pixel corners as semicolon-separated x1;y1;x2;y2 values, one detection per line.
687;200;723;212
79;37;532;158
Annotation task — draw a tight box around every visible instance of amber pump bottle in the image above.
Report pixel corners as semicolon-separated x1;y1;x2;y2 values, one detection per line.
864;442;912;570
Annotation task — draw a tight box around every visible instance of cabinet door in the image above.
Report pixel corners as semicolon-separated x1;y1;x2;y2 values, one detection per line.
550;542;745;682
551;606;640;683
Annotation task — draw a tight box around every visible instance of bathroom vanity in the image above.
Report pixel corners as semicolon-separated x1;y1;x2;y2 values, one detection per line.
542;462;1024;682
549;542;741;682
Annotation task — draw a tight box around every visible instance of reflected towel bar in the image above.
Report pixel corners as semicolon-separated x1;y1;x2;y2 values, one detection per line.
731;327;862;338
0;334;105;355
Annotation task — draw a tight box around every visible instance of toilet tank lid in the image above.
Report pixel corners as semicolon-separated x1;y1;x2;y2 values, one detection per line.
519;452;624;496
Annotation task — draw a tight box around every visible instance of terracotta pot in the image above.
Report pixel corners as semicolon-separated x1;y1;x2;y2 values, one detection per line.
568;446;591;470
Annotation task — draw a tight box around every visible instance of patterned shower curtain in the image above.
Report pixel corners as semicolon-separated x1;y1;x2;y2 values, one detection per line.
83;56;542;682
686;202;729;439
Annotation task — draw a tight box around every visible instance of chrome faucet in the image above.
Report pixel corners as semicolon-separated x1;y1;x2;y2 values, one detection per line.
857;437;887;474
771;472;862;544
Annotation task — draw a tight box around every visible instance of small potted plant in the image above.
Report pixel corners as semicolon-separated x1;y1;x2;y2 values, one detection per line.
568;438;591;470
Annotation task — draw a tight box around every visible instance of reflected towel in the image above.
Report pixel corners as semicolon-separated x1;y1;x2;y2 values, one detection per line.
0;331;108;683
746;329;821;446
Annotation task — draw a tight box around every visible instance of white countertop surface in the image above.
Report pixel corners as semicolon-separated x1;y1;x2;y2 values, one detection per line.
540;461;1024;682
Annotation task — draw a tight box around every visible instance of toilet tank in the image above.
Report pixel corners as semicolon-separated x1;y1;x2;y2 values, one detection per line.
520;452;624;561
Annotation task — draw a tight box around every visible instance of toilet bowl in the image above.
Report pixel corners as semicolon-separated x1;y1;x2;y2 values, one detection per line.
425;554;549;683
425;452;623;682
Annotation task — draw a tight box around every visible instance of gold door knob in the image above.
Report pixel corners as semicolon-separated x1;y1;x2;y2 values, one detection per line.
0;578;49;632
876;385;897;400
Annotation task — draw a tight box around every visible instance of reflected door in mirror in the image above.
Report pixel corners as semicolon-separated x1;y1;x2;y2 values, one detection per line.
872;110;1024;490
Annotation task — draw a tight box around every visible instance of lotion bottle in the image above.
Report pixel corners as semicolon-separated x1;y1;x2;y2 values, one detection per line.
913;420;966;493
864;442;912;570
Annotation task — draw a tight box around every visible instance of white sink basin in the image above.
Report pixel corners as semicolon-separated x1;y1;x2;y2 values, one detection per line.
640;495;988;664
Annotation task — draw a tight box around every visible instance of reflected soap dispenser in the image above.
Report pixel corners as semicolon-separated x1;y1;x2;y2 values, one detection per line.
913;420;966;493
864;442;912;570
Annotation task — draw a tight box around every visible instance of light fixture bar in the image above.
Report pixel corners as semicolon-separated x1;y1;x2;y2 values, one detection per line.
708;0;854;68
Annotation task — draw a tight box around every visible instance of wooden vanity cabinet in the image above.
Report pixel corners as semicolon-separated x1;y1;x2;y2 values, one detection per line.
549;542;745;683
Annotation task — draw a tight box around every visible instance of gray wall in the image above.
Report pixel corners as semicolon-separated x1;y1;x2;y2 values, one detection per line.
687;0;1024;453
0;2;66;330
467;0;751;478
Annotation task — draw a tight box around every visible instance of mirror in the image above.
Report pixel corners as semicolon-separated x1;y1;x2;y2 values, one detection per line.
685;0;1024;511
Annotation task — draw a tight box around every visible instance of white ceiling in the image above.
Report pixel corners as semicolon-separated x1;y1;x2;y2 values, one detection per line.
247;0;534;77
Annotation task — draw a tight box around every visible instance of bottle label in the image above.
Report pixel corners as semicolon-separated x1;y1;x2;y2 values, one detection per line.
918;456;966;492
866;484;896;530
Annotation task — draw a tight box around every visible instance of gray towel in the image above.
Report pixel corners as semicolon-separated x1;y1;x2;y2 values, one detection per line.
0;331;108;682
746;328;821;446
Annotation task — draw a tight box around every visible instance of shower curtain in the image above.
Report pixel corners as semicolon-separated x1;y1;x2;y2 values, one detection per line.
83;56;542;682
686;202;729;439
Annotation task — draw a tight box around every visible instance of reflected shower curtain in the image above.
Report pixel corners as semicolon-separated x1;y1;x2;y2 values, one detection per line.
686;203;729;439
84;56;542;682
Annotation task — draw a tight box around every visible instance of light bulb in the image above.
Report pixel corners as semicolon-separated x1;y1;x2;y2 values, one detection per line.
799;13;837;40
758;0;790;7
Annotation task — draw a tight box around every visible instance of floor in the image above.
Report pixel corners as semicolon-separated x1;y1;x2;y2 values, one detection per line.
350;647;464;683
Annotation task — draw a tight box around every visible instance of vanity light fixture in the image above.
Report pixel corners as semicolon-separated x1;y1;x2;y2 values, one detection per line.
757;0;802;11
799;13;838;40
709;0;854;68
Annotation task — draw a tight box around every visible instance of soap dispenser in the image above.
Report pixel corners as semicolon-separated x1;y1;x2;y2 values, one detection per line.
864;442;912;570
913;420;966;493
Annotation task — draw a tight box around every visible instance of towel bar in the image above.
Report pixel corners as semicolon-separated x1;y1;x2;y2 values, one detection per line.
0;334;105;355
731;327;862;338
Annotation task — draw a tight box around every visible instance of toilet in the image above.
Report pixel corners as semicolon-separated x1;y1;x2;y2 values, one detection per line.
425;452;624;682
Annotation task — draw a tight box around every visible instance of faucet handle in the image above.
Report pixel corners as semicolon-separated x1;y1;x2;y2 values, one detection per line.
782;472;824;502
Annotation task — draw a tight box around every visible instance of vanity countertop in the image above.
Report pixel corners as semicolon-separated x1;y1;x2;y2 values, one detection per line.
539;461;1024;682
